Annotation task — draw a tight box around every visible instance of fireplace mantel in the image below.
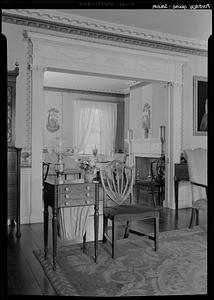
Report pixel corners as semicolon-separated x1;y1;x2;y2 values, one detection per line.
125;138;162;158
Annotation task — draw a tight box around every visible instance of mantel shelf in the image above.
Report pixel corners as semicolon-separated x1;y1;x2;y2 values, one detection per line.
125;138;162;158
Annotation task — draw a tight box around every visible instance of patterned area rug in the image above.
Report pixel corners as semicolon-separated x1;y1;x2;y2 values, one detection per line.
33;226;207;296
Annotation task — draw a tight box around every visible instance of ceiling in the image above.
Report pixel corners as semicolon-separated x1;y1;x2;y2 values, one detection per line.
44;9;212;94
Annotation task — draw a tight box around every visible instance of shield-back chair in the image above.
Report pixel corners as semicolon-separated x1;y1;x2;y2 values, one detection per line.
100;160;160;258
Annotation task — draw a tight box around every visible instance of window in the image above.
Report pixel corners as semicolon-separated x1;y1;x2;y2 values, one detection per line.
74;100;117;156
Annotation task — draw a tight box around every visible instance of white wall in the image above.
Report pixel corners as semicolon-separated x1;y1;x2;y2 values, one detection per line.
128;83;167;140
43;89;124;152
151;84;168;138
129;85;144;139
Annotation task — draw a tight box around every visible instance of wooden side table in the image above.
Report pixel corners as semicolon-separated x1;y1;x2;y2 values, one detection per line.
43;180;99;270
174;163;189;210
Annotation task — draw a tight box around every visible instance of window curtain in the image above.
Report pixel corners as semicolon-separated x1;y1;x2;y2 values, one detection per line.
99;102;117;155
73;100;97;153
73;100;117;155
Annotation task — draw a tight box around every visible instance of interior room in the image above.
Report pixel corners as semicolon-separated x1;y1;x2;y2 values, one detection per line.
4;8;211;296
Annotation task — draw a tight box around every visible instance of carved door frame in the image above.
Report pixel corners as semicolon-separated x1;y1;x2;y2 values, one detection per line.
27;31;187;222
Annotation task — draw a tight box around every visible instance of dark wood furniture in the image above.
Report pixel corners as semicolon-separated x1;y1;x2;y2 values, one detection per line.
7;66;19;146
100;160;159;259
136;179;163;206
7;147;22;237
136;156;165;206
43;181;100;270
174;163;189;211
7;67;22;237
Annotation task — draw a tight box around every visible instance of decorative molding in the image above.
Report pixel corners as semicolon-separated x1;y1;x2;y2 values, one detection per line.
21;33;33;167
25;31;188;84
44;87;125;98
2;9;208;57
126;138;162;158
181;64;186;151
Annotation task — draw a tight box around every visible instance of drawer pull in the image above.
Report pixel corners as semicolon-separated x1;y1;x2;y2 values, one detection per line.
86;186;90;190
65;187;69;192
65;194;70;199
85;193;90;197
64;202;68;206
85;200;91;204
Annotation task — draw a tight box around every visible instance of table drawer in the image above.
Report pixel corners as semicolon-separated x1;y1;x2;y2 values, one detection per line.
58;183;95;207
59;196;95;207
59;183;95;195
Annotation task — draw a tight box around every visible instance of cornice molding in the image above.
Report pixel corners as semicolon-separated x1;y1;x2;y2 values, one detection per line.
44;86;127;97
2;9;207;57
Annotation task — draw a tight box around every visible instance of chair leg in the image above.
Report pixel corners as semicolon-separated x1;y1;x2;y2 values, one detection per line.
103;215;108;243
189;208;196;228
112;221;117;259
151;184;157;206
196;209;199;226
154;216;159;251
83;232;86;253
124;220;131;238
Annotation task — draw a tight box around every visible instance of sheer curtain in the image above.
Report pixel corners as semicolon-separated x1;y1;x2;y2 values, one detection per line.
74;100;117;155
73;100;96;153
99;102;117;155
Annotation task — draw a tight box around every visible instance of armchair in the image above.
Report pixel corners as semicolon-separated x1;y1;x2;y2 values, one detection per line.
184;148;207;228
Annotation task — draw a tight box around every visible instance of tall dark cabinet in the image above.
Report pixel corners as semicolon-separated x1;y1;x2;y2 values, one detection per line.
7;66;22;237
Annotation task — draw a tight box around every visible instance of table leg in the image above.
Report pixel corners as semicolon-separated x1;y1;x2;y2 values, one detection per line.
174;179;179;211
136;184;140;204
154;215;159;251
94;183;99;263
83;232;86;253
52;207;57;271
44;202;49;259
16;215;21;238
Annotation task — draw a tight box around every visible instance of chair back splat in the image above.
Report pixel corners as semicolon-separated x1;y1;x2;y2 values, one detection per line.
100;160;134;206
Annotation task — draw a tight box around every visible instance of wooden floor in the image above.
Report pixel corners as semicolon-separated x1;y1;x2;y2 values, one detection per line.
6;188;198;296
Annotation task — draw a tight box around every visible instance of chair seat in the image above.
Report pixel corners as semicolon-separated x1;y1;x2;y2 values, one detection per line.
192;198;207;210
104;205;159;221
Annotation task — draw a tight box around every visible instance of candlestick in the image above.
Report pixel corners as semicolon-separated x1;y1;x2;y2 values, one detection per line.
160;126;166;156
128;129;133;140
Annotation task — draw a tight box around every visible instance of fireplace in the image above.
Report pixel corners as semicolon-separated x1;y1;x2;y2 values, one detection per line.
135;156;159;181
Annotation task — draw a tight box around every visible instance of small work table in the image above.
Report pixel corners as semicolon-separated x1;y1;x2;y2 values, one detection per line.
43;180;99;270
174;163;189;210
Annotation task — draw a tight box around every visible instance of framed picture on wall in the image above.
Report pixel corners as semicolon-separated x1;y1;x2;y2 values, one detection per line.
193;76;208;136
